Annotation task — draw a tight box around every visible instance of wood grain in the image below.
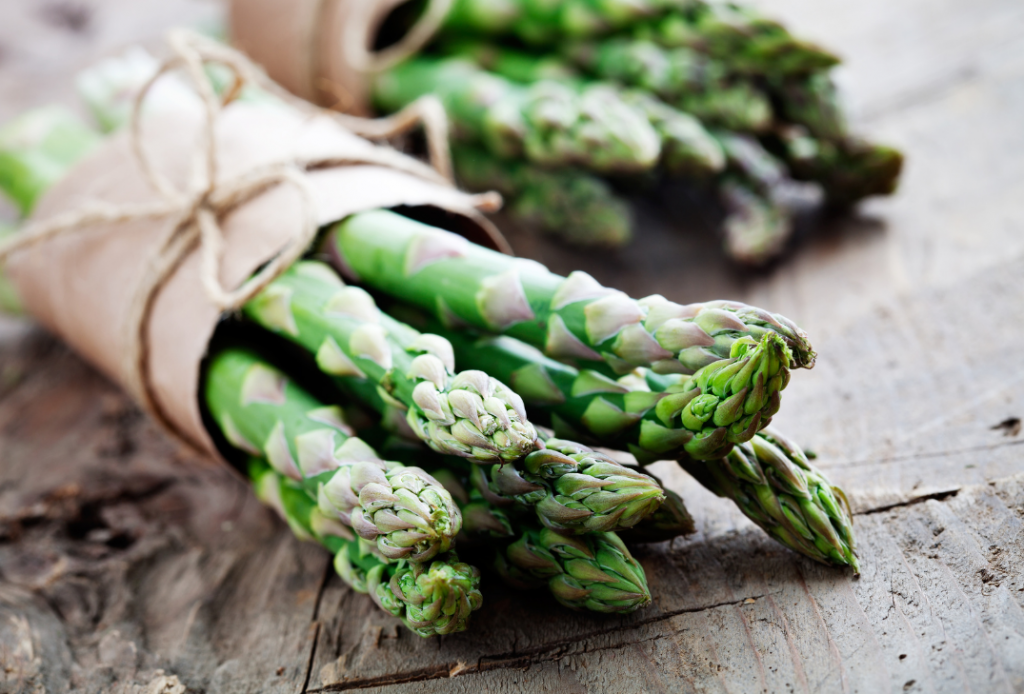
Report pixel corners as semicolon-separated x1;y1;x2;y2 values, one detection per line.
1;0;1023;691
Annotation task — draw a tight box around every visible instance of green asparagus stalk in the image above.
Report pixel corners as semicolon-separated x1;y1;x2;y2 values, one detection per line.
325;210;816;374
372;57;661;173
634;6;841;77
680;426;858;571
0;107;101;216
452;145;634;247
564;37;773;132
495;525;652;613
445;42;726;178
242;261;539;463
251;459;483;636
205;349;462;562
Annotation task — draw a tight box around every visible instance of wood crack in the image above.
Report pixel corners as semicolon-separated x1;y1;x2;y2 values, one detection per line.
857;489;962;516
831;438;1024;471
308;594;773;691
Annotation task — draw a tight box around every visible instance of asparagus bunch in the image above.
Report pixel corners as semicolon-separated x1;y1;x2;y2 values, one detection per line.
365;0;902;263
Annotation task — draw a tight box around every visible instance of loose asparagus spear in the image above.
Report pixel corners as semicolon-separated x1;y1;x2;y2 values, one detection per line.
205;349;462;562
429;466;655;613
251;459;483;636
681;426;858;571
565;37;773;132
372;57;661;173
324;209;816;373
452;145;634;247
400;310;786;462
242;261;539;463
0;107;101;216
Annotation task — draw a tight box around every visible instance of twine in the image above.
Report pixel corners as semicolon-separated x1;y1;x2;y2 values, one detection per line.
0;29;483;436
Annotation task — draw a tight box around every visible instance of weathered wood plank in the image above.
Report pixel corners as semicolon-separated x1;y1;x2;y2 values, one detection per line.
1;0;1024;691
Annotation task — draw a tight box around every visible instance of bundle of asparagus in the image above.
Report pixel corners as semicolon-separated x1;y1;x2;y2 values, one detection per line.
291;0;902;264
0;50;858;638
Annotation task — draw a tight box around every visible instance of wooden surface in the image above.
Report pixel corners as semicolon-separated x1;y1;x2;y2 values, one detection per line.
1;0;1023;692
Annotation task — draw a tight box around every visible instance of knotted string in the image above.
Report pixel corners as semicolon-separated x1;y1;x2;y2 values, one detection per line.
0;28;487;434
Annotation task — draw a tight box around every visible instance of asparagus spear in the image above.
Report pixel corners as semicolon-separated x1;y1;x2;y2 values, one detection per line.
565;37;773;132
252;460;483;636
634;6;840;77
680;426;858;571
242;261;539;463
768;74;902;206
469;438;666;534
372;57;661;173
496;525;652;613
205;349;462;562
0;107;101;216
452;145;634;247
446;42;726;178
444;0;682;43
774;126;904;208
430;456;690;544
324;209;816;373
618;487;695;542
713;131;796;265
377;432;670;537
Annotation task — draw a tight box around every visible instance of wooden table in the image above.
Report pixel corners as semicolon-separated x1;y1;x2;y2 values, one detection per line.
1;0;1023;692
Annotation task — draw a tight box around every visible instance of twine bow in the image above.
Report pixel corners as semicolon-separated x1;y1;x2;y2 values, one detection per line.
0;29;487;434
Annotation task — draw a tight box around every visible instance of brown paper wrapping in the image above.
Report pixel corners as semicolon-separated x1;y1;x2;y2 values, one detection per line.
231;0;404;114
8;102;504;462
